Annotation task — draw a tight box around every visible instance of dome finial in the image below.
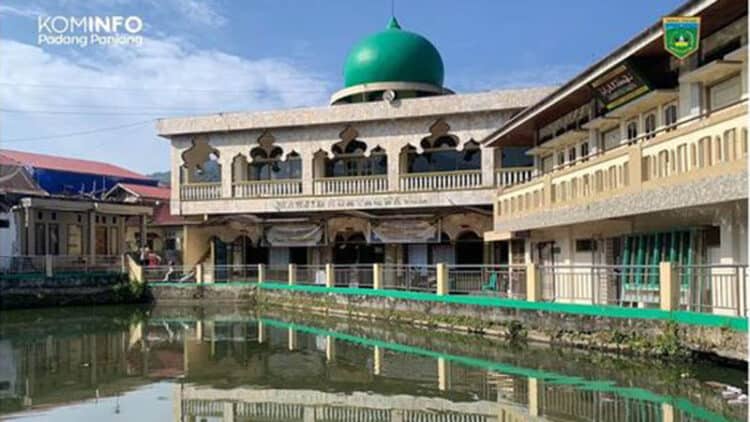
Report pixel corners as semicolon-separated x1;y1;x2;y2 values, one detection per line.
387;16;401;30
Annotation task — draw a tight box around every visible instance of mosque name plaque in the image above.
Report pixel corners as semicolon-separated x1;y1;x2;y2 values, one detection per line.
273;195;431;211
590;62;650;111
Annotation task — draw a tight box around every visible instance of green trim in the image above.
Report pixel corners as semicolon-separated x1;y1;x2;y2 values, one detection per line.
257;317;734;422
147;282;748;331
258;283;748;331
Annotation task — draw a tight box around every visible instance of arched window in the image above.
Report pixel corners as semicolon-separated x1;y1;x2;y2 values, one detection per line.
249;147;301;181
644;113;656;140
626;121;638;143
188;152;221;183
664;104;678;131
406;138;481;173
326;142;386;177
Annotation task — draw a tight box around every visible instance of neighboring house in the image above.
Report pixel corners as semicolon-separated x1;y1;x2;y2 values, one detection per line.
105;183;188;264
0;149;159;198
0;154;47;259
0;150;155;261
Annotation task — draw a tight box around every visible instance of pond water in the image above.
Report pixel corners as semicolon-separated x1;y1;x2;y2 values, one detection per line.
0;304;746;421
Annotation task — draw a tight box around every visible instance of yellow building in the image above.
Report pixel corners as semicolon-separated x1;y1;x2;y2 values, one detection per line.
484;0;747;309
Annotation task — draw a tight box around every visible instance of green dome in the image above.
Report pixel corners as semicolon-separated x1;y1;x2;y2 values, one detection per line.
343;17;444;88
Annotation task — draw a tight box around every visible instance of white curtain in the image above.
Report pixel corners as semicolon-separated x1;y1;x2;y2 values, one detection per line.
407;244;428;266
265;224;323;246
371;220;438;243
269;247;289;267
431;244;455;265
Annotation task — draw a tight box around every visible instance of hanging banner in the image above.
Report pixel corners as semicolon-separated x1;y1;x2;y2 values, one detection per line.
590;62;650;111
265;223;323;247
371;219;439;244
663;17;700;60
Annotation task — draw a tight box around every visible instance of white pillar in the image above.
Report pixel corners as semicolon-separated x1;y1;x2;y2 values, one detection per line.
481;145;496;187
326;336;336;362
301;148;315;195
437;357;450;391
373;346;383;375
220;155;233;198
386;144;402;192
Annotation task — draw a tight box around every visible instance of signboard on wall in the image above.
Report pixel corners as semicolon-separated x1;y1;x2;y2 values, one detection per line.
663;17;700;59
590;62;650;111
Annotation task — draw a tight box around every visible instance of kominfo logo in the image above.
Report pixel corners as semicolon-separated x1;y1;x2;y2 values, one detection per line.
37;16;144;47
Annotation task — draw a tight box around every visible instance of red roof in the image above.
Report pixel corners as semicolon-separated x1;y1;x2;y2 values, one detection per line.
152;202;186;226
0;149;150;180
0;152;23;166
118;183;171;200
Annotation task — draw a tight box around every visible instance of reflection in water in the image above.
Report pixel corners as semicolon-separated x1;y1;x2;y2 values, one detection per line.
0;305;746;421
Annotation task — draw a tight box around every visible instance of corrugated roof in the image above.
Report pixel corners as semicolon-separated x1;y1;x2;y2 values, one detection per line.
152;202;186;226
0;149;150;180
117;183;171;200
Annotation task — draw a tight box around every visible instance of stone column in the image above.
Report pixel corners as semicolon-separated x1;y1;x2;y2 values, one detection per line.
300;148;315;195
436;263;448;295
481;145;496;187
373;346;383;375
89;211;98;260
257;320;265;344
326;336;336;362
526;262;542;302
387;144;403;192
288;327;297;351
325;263;335;288
437;357;450;391
288;263;297;285
222;402;235;422
258;263;266;284
220;155;233;198
662;403;675;422
372;263;383;289
528;378;541;417
659;261;679;311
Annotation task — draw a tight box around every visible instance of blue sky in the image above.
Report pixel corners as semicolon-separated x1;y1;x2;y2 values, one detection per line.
0;0;684;173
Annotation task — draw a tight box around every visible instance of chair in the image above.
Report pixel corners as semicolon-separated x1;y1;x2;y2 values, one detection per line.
482;272;498;291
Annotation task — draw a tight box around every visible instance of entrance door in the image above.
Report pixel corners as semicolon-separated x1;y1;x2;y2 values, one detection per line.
455;232;483;265
95;226;108;255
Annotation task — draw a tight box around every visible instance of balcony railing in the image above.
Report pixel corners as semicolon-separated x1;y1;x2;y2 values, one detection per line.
233;179;302;198
497;102;748;218
400;170;482;192
494;167;534;187
314;175;388;195
180;182;221;201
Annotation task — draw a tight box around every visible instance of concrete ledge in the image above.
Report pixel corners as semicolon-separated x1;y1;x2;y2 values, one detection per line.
148;282;747;361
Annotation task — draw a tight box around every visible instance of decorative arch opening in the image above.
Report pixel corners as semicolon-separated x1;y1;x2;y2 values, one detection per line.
212;235;268;269
454;230;483;266
325;127;387;177
405;120;481;173
181;137;221;183
246;132;301;181
332;231;384;265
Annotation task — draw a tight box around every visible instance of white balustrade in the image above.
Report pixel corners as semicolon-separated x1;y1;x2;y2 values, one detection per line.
313;175;388;195
399;170;482;192
180;183;221;201
233;179;303;198
494;167;534;187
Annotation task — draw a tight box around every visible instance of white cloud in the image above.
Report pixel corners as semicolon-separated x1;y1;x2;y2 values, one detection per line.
0;37;332;174
162;0;227;28
0;4;47;18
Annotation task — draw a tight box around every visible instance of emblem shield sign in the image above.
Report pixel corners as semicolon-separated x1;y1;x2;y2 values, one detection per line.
663;17;700;59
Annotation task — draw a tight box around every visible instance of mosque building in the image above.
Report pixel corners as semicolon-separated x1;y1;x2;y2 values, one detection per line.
157;17;552;277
